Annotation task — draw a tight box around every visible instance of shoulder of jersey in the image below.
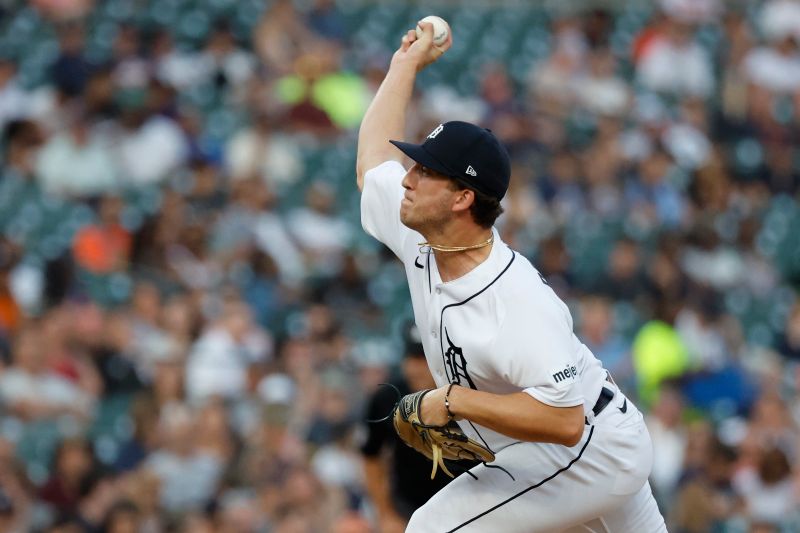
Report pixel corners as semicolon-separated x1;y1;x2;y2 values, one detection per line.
504;253;546;290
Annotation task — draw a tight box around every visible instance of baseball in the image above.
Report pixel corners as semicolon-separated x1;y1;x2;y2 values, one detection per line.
416;15;449;47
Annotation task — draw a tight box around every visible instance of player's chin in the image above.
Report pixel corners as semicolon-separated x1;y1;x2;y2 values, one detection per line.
399;207;417;229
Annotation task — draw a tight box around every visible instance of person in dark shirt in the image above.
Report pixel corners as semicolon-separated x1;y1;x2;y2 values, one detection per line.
361;322;475;533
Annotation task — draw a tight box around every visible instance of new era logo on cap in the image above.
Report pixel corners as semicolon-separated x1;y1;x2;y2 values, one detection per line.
466;165;477;177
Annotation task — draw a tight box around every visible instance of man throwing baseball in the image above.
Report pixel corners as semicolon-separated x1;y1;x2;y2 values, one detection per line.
357;20;667;533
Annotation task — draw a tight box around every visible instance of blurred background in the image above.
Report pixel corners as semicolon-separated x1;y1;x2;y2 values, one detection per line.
0;0;799;531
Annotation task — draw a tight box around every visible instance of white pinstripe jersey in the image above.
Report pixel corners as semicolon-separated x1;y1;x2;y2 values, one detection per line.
361;161;607;452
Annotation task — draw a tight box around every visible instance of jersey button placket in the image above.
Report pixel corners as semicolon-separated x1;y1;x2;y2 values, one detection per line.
431;285;442;338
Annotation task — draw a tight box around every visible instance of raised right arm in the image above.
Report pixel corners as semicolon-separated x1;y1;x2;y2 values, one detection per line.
356;21;452;191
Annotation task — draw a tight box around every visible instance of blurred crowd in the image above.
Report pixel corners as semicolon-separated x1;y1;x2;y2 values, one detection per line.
1;0;800;531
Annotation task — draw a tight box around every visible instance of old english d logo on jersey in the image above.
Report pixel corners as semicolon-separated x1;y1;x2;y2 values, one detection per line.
444;328;476;389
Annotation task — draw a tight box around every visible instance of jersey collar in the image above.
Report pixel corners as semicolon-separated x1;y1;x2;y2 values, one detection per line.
429;228;510;299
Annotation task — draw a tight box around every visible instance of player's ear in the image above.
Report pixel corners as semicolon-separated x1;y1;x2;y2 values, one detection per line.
451;188;474;213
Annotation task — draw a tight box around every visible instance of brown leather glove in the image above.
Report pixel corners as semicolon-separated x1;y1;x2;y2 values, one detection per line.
393;389;495;479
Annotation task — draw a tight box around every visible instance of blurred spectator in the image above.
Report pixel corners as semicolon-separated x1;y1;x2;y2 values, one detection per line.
719;12;754;123
113;92;187;186
647;386;687;505
287;180;353;277
632;318;689;406
185;296;272;402
741;390;798;455
306;0;346;43
578;296;632;382
310;421;362;495
71;468;125;530
32;0;94;21
594;238;648;302
744;30;800;95
234;400;305;491
36;107;119;197
636;16;714;97
659;0;721;24
670;434;738;532
760;0;800;45
536;150;584;225
479;63;520;120
662;99;712;170
212;177;305;286
625;147;686;230
51;22;94;98
101;499;142;533
777;303;800;360
110;25;149;91
305;368;357;446
0;478;31;533
276;44;369;132
762;141;800;194
0;324;94;422
2;119;45;183
733;446;797;525
575;48;630;116
535;233;574;298
0;239;24;337
0;59;33;133
151;30;205;92
166;221;222;291
253;0;321;77
144;403;224;513
39;437;95;513
72;195;131;274
224;108;304;187
674;297;728;370
114;396;159;473
196;22;256;91
82;68;117;121
530;17;587;104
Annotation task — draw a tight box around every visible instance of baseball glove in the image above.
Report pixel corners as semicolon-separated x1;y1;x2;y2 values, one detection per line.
393;389;495;479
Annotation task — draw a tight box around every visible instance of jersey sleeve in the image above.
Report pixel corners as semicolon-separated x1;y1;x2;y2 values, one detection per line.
360;160;411;260
495;290;584;408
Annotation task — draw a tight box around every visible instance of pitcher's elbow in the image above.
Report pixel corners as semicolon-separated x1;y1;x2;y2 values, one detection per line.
561;421;585;447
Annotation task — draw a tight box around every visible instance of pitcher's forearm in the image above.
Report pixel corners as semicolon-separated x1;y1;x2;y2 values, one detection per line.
448;388;585;446
356;60;417;190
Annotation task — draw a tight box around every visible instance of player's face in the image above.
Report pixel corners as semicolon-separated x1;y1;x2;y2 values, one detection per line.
400;163;459;232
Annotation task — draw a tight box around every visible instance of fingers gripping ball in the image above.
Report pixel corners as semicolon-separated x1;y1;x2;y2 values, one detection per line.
393;390;495;479
416;15;450;47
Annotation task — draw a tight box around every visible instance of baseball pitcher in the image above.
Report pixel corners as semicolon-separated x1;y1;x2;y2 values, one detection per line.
356;20;668;533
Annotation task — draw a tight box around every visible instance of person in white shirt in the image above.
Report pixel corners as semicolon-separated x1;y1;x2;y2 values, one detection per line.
637;17;714;97
356;21;666;532
35;110;119;198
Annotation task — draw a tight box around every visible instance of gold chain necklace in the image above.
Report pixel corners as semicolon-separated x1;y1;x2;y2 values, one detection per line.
418;234;494;253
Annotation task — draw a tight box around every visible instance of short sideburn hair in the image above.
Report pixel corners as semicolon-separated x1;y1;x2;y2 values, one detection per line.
447;178;504;228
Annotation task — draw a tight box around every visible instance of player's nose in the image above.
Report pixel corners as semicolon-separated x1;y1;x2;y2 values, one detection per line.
402;168;415;190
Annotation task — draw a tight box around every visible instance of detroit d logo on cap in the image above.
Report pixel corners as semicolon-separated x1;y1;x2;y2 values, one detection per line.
427;124;444;139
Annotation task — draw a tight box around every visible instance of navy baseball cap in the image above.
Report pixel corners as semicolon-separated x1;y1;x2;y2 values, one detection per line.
390;121;511;201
